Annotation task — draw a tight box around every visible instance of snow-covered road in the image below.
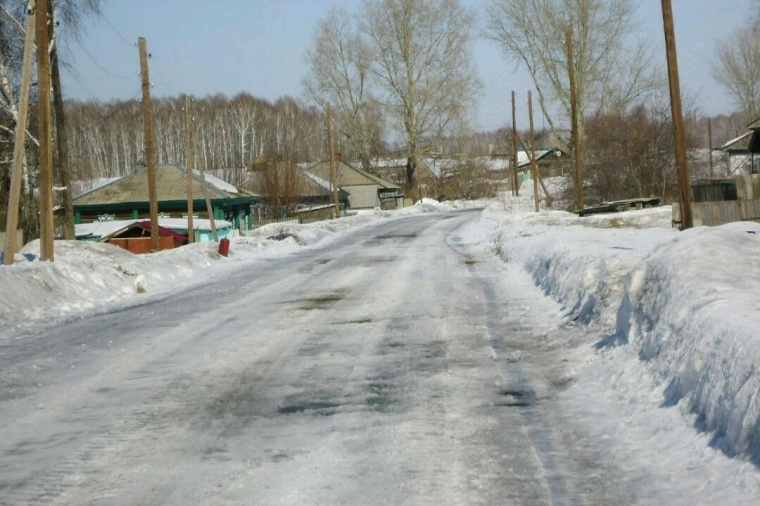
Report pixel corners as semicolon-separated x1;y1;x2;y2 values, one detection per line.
0;209;757;505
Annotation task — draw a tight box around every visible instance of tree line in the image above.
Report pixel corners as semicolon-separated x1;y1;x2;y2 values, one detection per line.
65;93;331;183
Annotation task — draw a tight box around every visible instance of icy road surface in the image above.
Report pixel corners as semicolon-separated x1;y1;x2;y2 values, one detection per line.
0;210;732;504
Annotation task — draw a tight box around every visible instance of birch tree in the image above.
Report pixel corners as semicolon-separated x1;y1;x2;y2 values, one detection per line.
485;0;662;136
711;23;760;122
304;7;382;171
362;0;481;194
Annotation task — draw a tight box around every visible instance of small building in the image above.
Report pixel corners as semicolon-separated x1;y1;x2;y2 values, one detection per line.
244;159;350;221
720;131;752;175
369;157;439;194
75;218;232;250
72;164;258;230
672;174;760;227
306;158;404;212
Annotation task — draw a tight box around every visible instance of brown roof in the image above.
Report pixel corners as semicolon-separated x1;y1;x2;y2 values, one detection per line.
307;160;400;189
74;165;254;205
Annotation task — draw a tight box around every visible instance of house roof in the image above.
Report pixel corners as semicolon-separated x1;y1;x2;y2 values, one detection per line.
73;165;256;206
307;160;400;189
747;116;760;129
721;131;752;151
369;157;440;178
75;218;232;239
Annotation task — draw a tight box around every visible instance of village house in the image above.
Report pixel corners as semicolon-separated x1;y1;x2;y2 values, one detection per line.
306;157;404;213
72;164;258;231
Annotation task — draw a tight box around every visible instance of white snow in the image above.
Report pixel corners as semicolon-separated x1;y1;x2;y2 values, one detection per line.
2;192;760;498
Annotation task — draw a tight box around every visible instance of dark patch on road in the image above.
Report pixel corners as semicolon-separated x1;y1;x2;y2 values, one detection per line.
296;292;344;311
374;234;417;240
297;339;326;357
496;388;534;407
277;400;341;416
359;255;398;264
363;233;418;246
334;318;373;325
364;380;395;413
297;258;332;273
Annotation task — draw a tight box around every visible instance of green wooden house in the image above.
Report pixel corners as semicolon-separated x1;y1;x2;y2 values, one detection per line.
72;164;259;230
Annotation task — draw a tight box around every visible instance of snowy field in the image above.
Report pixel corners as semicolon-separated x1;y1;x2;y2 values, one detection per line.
2;189;760;500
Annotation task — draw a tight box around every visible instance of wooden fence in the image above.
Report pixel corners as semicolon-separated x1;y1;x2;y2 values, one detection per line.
672;198;760;227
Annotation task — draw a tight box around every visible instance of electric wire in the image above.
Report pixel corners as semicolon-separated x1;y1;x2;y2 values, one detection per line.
78;41;135;80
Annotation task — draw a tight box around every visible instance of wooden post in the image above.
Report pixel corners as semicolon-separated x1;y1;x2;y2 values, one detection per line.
138;37;160;250
184;95;195;243
528;91;540;212
3;7;35;266
708;117;714;178
513;128;552;205
49;8;74;240
511;90;519;196
661;0;693;229
197;164;218;243
326;104;340;218
566;26;584;211
37;0;54;261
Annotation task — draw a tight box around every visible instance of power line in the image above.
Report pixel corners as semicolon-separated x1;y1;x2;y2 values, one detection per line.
101;12;133;48
78;41;135;79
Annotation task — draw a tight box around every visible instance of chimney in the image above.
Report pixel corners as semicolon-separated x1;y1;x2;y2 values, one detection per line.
333;152;342;162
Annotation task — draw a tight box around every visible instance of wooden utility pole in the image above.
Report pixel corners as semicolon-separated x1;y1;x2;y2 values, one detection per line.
197;165;218;242
513;127;552;206
528;91;540;212
566;26;584;211
138;37;160;251
3;7;35;266
708;117;714;178
49;8;74;240
37;0;54;261
661;0;693;229
184;95;195;243
511;90;519;196
326;104;340;218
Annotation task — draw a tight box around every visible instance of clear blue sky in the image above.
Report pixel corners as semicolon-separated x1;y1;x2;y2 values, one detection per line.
58;0;752;133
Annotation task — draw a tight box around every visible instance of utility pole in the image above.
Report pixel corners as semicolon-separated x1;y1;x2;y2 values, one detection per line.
37;0;54;261
528;91;540;212
326;104;340;218
708;117;714;178
661;0;693;229
184;95;195;243
138;37;160;251
3;6;35;266
566;26;584;211
511;90;519;197
49;8;74;240
197;165;218;242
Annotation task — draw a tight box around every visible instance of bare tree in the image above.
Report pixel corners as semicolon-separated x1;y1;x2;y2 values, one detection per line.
485;0;663;135
362;0;481;197
303;7;382;171
711;23;760;122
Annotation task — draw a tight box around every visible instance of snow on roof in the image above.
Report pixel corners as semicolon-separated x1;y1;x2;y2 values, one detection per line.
75;218;232;238
72;177;122;198
202;172;239;194
302;171;333;191
720;131;752;149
